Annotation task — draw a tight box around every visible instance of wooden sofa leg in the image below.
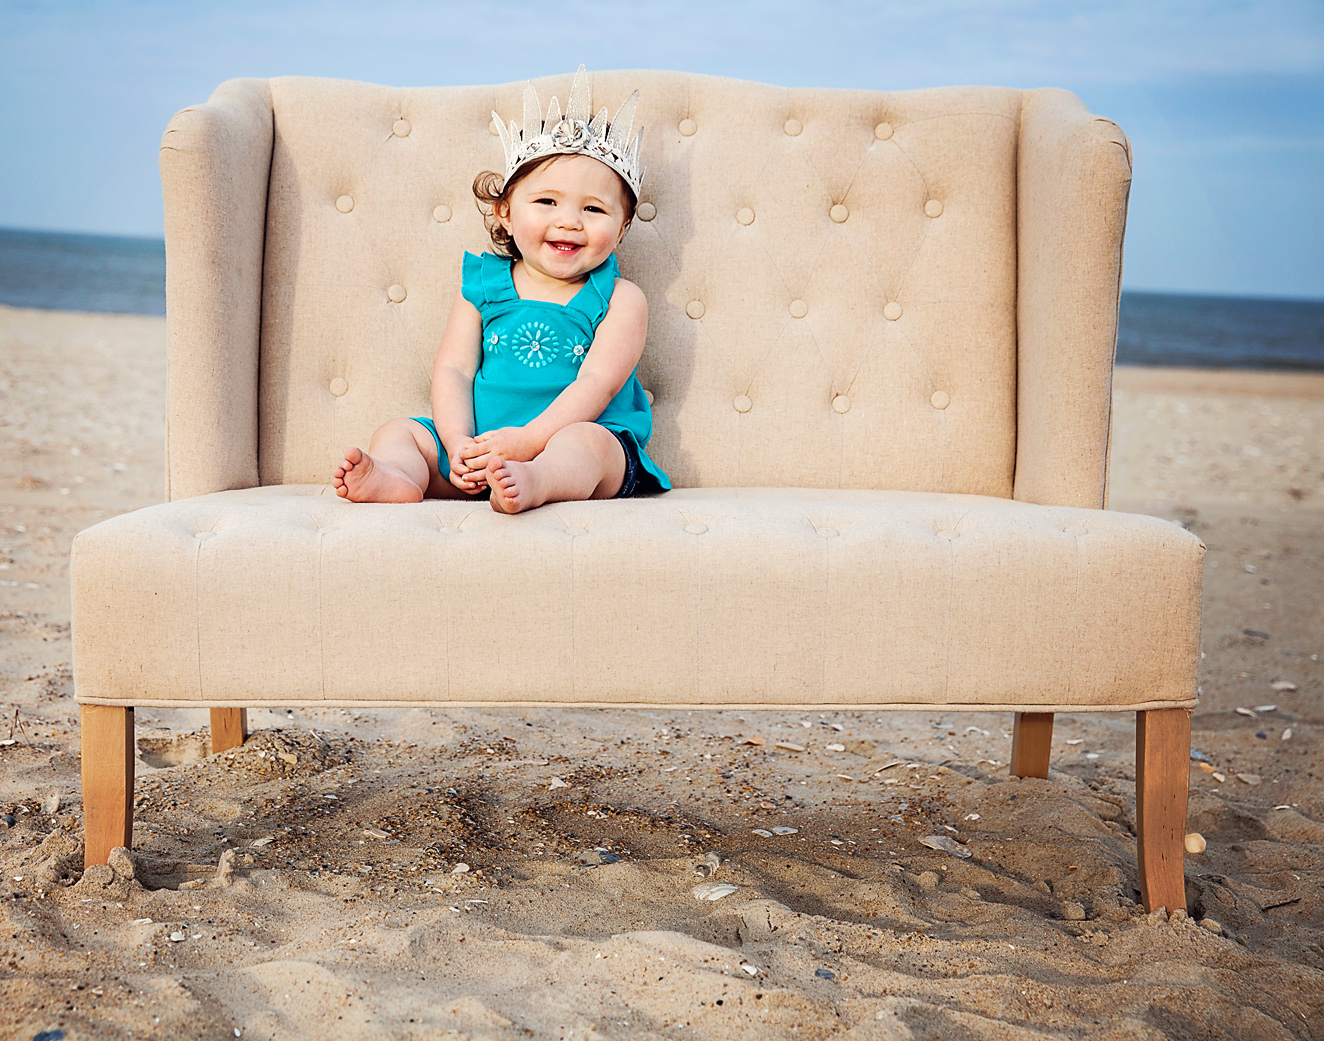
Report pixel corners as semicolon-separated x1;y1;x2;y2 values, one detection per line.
81;706;134;868
1010;712;1054;779
210;708;248;753
1136;708;1190;914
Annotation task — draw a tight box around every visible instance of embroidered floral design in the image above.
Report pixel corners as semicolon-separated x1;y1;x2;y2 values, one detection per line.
512;321;560;367
566;341;589;365
485;331;502;355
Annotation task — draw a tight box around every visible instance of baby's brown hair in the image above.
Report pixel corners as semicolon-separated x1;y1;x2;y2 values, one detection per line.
472;156;636;259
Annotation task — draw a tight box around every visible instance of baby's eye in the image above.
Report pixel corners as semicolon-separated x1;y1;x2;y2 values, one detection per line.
585;205;606;214
534;197;556;205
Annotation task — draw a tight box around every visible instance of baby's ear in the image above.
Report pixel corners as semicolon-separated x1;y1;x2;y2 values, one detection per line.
617;219;632;244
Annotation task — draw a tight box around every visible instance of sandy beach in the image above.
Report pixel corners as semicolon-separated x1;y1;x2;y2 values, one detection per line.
2;302;1322;1040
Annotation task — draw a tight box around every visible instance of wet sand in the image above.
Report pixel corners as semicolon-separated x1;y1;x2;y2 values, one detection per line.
2;303;1322;1040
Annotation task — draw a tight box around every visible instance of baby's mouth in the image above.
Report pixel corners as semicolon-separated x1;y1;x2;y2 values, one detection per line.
547;241;583;255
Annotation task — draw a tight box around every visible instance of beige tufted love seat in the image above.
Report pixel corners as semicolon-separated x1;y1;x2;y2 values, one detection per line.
73;71;1203;913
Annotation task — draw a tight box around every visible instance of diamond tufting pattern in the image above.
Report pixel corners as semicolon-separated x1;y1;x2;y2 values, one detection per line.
255;74;1023;494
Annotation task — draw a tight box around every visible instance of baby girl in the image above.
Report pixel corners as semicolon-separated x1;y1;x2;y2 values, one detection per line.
332;66;670;512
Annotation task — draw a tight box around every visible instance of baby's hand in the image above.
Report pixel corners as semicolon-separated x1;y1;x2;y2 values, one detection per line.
446;436;488;493
462;427;542;469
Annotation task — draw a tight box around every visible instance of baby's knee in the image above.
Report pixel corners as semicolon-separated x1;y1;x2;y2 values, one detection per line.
557;421;617;456
377;416;420;438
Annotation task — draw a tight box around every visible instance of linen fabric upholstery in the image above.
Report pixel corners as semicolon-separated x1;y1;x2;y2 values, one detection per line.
72;486;1202;712
159;78;273;500
72;72;1200;717
1015;88;1133;510
212;73;1075;497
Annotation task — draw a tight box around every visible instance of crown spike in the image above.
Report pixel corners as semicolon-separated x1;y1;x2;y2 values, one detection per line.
544;95;561;127
492;110;514;168
565;64;591;124
589;106;609;137
606;90;639;150
521;82;542;142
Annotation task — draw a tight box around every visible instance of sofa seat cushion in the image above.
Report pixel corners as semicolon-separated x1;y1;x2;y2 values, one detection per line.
71;486;1203;711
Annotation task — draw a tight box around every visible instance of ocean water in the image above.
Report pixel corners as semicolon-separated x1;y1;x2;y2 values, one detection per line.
0;227;165;316
2;227;1322;370
1117;291;1324;371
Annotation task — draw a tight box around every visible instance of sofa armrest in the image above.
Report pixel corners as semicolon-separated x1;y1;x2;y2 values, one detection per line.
1014;88;1132;509
159;78;273;500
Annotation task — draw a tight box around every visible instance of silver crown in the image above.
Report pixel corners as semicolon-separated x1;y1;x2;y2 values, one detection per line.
493;65;645;202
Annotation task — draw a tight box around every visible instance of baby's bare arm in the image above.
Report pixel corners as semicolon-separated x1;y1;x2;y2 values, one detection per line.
429;288;488;488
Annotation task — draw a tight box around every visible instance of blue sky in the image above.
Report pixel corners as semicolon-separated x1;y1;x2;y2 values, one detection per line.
2;0;1321;298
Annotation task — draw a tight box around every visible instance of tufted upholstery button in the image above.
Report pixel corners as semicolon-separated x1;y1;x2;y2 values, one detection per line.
783;118;802;136
637;201;656;221
883;301;903;321
818;527;839;538
930;389;951;410
488;119;500;135
335;195;354;213
831;394;851;414
393;118;411;138
733;394;752;413
686;299;705;319
194;531;214;541
1065;525;1089;536
684;523;708;535
874;122;893;140
329;377;349;397
789;299;808;318
924;199;944;218
564;527;589;538
678;118;697;136
736;207;755;226
936;529;959;540
387;284;407;303
437;526;459;535
644;389;655;405
829;203;849;223
433;204;452;223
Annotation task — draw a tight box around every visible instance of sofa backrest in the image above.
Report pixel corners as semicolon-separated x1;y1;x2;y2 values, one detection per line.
258;72;1025;494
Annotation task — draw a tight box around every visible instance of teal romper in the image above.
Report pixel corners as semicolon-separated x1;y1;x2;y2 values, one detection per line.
414;251;671;496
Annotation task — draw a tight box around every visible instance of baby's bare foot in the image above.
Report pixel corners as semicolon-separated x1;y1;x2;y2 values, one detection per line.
486;454;545;514
333;447;423;503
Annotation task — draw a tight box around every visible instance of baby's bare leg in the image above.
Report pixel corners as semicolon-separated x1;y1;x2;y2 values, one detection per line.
486;422;625;514
334;418;464;502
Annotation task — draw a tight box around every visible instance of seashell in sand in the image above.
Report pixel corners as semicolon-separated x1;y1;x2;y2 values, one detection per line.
919;834;972;859
692;881;738;901
694;852;721;877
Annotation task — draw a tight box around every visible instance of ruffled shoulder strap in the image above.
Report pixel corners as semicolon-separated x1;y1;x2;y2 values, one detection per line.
460;251;518;312
566;253;620;330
